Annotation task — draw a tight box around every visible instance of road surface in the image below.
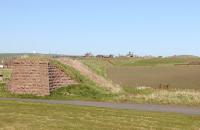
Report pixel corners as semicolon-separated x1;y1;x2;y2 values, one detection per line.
0;98;200;115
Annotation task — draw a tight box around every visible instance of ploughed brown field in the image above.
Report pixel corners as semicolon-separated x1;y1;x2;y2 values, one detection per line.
107;65;200;89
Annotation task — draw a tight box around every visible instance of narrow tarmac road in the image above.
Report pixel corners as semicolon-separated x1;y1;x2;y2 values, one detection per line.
0;98;200;116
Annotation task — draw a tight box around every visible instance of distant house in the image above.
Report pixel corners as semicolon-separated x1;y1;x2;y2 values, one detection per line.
108;54;114;58
126;52;134;57
84;53;93;57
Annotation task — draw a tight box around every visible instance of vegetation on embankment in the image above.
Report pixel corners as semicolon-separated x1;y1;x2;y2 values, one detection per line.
80;58;113;78
0;60;115;100
49;60;115;99
51;60;112;91
56;58;122;93
0;80;115;101
0;100;199;130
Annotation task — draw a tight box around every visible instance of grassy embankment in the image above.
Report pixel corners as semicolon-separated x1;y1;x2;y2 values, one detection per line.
1;57;200;106
49;60;115;100
0;100;199;130
0;60;115;101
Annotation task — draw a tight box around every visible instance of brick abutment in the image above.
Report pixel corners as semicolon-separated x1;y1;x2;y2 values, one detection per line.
8;59;77;96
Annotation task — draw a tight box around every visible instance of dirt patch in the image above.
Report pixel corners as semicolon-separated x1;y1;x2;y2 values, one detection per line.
107;65;200;89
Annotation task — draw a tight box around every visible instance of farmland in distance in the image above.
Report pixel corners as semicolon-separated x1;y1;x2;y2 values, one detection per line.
107;65;200;89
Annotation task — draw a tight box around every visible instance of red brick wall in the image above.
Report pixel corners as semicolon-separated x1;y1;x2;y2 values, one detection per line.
8;59;77;96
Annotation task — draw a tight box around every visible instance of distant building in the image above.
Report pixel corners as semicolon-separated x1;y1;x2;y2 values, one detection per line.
84;53;93;57
126;52;134;57
96;55;104;58
96;54;114;58
108;54;114;58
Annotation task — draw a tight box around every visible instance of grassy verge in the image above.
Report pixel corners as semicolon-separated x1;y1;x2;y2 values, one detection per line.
117;87;200;106
49;84;115;101
0;100;199;130
2;83;200;106
0;76;115;101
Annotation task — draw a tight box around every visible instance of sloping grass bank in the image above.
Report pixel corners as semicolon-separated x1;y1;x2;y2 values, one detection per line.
49;60;115;100
0;60;115;100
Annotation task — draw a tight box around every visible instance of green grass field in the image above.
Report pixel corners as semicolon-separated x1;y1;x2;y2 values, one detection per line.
0;100;199;130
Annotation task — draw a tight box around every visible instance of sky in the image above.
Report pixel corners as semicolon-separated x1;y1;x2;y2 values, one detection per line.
0;0;200;56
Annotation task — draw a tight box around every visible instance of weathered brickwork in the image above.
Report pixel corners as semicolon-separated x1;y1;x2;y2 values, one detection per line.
48;63;77;91
8;58;77;96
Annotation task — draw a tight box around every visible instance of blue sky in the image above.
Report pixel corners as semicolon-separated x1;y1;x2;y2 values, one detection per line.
0;0;200;56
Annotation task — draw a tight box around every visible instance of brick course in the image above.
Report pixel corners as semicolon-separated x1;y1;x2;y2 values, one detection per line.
48;63;77;92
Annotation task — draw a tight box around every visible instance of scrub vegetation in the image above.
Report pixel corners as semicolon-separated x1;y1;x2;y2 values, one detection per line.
117;87;200;106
